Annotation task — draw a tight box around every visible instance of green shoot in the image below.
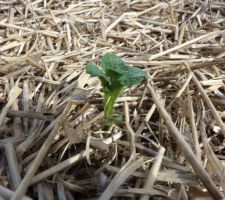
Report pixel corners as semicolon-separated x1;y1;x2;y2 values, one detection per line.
86;53;145;124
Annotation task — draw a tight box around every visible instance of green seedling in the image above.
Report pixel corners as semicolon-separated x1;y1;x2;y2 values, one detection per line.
86;53;145;125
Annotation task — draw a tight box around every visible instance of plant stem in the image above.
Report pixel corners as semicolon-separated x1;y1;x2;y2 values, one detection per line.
104;86;124;117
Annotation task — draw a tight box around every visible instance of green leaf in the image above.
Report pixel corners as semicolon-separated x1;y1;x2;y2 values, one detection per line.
101;53;124;71
119;66;145;87
104;114;124;126
108;64;130;75
104;118;114;127
112;114;123;123
86;53;145;122
86;63;110;89
86;63;105;78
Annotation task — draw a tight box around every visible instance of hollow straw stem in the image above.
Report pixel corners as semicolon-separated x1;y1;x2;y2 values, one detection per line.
147;83;223;200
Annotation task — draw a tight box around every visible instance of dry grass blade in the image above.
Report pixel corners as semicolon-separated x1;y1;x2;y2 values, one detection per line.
0;85;22;126
140;146;165;200
4;143;21;190
149;31;221;60
176;73;193;98
124;101;136;164
31;132;122;185
188;96;201;162
0;185;31;200
105;165;199;185
186;63;225;137
7;111;54;121
11;101;78;200
99;157;143;200
147;83;223;199
200;102;225;194
1;0;225;199
200;120;225;193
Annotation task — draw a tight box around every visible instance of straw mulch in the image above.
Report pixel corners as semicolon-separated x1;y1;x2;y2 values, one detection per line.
1;0;225;199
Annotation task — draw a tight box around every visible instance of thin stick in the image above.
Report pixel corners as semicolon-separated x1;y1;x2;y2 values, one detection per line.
140;146;165;200
188;95;201;162
149;30;221;60
147;83;223;200
7;111;54;121
124;101;136;163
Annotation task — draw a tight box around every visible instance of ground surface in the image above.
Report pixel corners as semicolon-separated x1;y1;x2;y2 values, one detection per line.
1;0;225;199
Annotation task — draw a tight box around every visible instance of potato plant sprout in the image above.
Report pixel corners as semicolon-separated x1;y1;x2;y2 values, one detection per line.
86;53;145;125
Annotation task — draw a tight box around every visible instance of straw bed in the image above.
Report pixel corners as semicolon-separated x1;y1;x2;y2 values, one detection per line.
1;0;225;199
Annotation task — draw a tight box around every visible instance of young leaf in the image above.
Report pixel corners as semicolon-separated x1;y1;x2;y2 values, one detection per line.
86;63;108;80
101;53;124;72
118;66;145;87
86;63;111;91
86;53;145;126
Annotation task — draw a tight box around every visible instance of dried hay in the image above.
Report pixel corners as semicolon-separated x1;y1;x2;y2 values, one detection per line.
0;0;225;199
